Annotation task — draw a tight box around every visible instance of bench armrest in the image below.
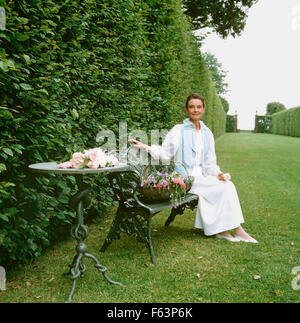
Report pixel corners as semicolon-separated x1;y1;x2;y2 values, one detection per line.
133;190;153;213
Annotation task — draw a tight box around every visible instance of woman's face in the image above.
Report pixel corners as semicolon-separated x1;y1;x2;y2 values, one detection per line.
186;98;205;122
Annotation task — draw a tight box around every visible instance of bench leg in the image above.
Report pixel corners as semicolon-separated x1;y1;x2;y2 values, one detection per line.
164;205;184;227
100;208;123;253
165;198;198;227
100;206;157;264
146;218;156;264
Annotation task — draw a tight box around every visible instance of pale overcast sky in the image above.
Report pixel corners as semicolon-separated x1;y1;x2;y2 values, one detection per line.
200;0;300;130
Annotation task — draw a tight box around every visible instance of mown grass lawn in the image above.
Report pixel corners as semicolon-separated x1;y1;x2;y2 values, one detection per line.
1;132;300;303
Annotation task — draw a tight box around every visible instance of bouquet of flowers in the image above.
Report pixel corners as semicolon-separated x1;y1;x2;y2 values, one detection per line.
141;170;193;208
58;147;118;169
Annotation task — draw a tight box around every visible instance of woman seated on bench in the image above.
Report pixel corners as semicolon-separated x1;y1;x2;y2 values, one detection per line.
128;93;258;243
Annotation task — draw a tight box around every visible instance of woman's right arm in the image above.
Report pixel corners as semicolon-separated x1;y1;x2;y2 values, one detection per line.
128;125;181;163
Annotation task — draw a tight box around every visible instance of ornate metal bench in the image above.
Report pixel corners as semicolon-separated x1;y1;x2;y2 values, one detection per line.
100;164;198;264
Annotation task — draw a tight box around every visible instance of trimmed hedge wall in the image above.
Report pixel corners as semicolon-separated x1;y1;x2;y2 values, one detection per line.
198;58;226;139
271;107;300;137
0;0;225;265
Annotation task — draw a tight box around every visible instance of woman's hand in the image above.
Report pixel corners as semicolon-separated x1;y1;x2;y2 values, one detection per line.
218;173;225;181
218;173;231;181
127;139;148;150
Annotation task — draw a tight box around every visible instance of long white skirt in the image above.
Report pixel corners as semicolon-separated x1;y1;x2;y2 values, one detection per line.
189;167;244;236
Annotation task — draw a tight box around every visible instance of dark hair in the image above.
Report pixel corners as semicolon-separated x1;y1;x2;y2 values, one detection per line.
185;93;205;109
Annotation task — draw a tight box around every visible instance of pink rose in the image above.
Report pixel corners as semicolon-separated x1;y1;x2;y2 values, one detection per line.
106;154;118;166
85;148;106;162
70;152;85;168
172;178;186;189
58;161;73;169
58;147;119;170
180;182;186;190
87;160;100;169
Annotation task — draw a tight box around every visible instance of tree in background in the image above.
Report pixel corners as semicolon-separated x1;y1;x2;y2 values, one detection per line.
202;52;230;114
202;52;228;96
183;0;258;38
266;102;286;115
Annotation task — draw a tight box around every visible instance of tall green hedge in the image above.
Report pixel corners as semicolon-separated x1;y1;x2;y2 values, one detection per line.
197;56;226;138
0;0;225;265
271;106;300;137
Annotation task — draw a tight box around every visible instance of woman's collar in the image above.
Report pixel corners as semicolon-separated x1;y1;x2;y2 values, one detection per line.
183;118;204;130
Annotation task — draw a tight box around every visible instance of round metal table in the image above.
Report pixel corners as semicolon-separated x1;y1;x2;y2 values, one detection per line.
29;162;130;302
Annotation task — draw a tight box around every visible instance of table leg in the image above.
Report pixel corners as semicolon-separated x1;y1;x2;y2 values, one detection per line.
63;175;122;302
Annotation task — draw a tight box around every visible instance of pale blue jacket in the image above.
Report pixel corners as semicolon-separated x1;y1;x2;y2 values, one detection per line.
147;118;220;177
174;118;211;175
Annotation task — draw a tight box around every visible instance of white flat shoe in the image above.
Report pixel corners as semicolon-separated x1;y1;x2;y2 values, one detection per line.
216;234;239;242
234;235;258;244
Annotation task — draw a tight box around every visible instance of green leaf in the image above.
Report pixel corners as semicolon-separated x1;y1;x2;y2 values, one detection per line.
3;148;13;156
6;59;15;68
0;163;6;173
47;20;57;27
58;194;69;204
3;182;15;188
20;83;33;90
3;207;18;216
37;88;49;95
71;109;79;120
23;54;31;65
0;61;8;72
12;146;23;154
0;214;9;222
15;32;29;41
0;233;6;246
19;17;29;24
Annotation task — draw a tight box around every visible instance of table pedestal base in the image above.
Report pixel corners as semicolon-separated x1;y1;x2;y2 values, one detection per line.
63;242;122;302
63;175;122;302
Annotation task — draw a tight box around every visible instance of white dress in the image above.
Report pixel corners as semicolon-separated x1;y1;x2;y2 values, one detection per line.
146;123;244;236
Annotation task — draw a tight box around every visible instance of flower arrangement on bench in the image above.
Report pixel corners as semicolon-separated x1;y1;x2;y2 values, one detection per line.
58;148;118;169
140;163;194;208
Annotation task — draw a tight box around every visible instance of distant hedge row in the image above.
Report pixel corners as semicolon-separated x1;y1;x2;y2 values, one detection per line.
226;115;236;132
271;106;300;137
0;0;225;265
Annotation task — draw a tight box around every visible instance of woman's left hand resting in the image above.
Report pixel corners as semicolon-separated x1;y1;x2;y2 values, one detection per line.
127;139;148;150
218;173;231;181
